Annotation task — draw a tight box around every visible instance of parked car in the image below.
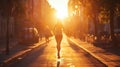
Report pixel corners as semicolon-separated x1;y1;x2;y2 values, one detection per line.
19;27;39;44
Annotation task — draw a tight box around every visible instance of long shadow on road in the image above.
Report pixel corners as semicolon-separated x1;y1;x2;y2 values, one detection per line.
93;42;120;56
67;39;87;53
67;39;107;67
67;39;91;57
8;42;48;67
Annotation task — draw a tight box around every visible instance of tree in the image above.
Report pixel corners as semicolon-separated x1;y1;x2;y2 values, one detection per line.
0;0;28;54
99;0;120;43
0;0;15;55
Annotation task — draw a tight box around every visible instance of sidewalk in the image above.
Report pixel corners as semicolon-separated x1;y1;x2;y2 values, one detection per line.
70;38;120;67
0;38;46;67
0;38;18;54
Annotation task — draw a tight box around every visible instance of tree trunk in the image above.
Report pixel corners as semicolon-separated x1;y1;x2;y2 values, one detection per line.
93;14;100;41
6;16;10;55
109;6;115;43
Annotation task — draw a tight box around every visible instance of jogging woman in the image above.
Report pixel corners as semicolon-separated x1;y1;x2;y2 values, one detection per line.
54;21;63;58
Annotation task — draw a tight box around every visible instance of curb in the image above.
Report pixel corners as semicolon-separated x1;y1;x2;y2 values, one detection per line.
0;40;46;67
69;38;108;67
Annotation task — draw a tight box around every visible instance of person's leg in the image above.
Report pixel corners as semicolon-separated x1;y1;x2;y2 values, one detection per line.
57;42;60;58
45;36;49;42
56;35;62;58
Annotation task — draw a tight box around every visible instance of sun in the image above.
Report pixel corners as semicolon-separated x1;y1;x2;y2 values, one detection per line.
48;0;69;20
56;9;68;20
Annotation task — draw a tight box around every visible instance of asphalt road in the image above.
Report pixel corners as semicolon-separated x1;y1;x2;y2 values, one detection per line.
7;36;106;67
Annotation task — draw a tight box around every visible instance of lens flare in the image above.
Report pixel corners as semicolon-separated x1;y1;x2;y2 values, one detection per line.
47;0;69;19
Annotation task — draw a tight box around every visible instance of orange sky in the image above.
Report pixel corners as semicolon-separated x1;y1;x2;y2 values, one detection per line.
47;0;69;19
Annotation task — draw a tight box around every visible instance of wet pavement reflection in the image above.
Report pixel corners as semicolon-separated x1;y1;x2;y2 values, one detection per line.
8;35;105;67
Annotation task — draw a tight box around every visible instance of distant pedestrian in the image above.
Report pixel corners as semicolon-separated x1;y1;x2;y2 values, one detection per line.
54;20;63;58
44;26;52;42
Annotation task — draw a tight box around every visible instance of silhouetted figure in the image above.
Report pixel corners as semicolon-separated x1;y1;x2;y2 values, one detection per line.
44;26;52;42
54;21;63;59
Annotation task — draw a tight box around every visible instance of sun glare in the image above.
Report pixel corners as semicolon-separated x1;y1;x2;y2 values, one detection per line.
48;0;69;20
56;10;68;20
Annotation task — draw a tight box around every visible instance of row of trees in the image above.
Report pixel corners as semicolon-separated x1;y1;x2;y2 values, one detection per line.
0;0;32;33
0;0;54;54
68;0;120;43
0;0;33;54
0;0;56;38
0;0;28;19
